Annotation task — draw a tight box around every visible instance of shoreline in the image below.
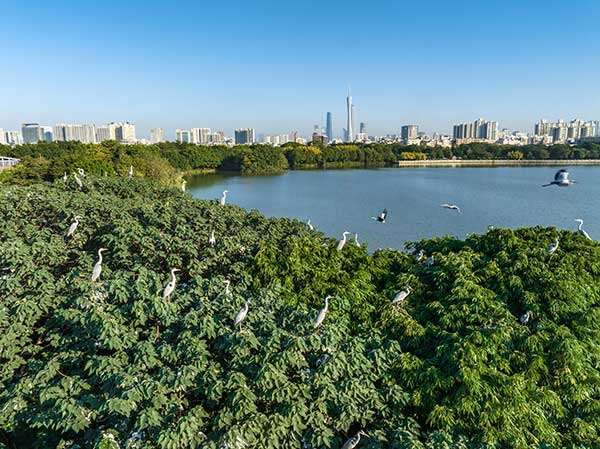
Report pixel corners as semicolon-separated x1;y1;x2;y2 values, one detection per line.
397;159;600;168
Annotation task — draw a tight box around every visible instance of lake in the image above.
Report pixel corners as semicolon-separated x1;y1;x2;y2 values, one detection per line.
187;166;599;250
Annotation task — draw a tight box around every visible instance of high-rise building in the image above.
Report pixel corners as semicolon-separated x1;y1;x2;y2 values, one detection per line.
0;129;6;145
326;112;333;142
53;124;96;143
95;126;112;142
5;131;22;146
150;128;164;144
534;119;552;136
110;122;136;143
210;131;225;144
21;123;43;144
312;131;328;146
175;129;192;143
234;128;255;145
401;125;419;140
359;122;366;134
345;88;354;142
191;127;211;144
534;118;598;143
453;119;498;143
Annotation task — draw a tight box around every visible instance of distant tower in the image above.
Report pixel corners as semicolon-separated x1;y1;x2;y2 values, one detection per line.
359;122;366;134
346;87;354;142
326;112;333;142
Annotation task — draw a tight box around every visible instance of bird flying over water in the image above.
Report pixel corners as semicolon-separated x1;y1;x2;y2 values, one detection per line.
543;169;576;187
442;203;462;214
91;248;107;282
66;216;81;237
337;231;351;251
220;190;229;206
575;219;592;240
546;237;559;254
371;208;388;223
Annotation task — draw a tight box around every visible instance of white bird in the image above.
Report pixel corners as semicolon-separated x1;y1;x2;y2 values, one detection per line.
163;268;180;299
414;249;425;262
442;203;462;214
73;173;83;188
91;248;107;282
313;295;332;329
354;233;360;247
224;279;231;296
220;190;229;206
67;216;81;237
543;169;576;187
209;230;216;247
425;255;435;266
575;219;592;240
63;171;68;183
128;165;134;178
392;286;412;305
77;168;86;178
307;219;314;230
520;310;533;326
181;180;187;192
371;208;388;223
546;237;559;255
337;231;351;251
234;301;249;327
341;431;369;449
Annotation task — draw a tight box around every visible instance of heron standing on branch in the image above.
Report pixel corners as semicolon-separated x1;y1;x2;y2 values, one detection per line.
575;219;592;240
337;231;351;251
220;190;229;206
67;216;81;238
313;295;332;329
341;431;369;449
163;269;180;299
91;248;107;282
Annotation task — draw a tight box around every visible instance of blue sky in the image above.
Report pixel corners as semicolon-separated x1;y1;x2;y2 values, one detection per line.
1;0;599;139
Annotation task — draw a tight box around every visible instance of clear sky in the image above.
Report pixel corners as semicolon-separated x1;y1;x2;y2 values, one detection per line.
1;0;599;139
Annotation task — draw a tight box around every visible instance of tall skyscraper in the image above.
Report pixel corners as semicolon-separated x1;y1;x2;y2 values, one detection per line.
453;119;497;143
401;125;419;140
111;122;136;143
95;126;112;142
53;124;96;143
5;131;22;146
150;128;164;144
235;128;255;145
191;128;211;144
210;131;225;144
21;123;43;144
326;112;333;142
175;129;192;143
345;88;354;142
359;122;366;134
0;129;6;145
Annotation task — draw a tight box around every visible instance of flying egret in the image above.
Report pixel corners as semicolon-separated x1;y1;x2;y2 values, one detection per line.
73;173;83;188
209;230;216;247
220;190;229;206
575;219;592;240
354;233;360;247
543;169;576;187
234;301;249;328
224;280;231;296
66;216;81;237
414;249;425;262
425;255;435;266
371;208;388;223
341;431;369;449
307;219;314;230
313;295;332;329
181;180;187;192
442;203;462;214
163;269;180;299
337;231;351;251
546;237;559;255
392;286;412;305
128;165;134;178
520;310;533;326
91;248;107;282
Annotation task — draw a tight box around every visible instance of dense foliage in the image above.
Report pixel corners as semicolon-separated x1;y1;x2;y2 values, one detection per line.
2;178;600;448
4;140;600;186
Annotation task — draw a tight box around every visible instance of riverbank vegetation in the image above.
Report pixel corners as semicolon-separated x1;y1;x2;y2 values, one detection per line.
2;177;600;448
2;140;600;185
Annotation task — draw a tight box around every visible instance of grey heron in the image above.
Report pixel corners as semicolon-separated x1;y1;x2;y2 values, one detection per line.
234;301;249;327
392;286;411;305
91;248;107;282
543;169;576;187
341;431;369;449
313;295;332;329
73;173;83;188
371;208;387;223
520;310;533;326
354;233;360;247
181;180;187;192
220;190;229;206
224;279;231;296
66;216;81;237
546;237;559;255
209;230;216;247
163;268;180;299
575;219;592;240
414;249;425;262
425;255;434;266
337;231;351;251
442;203;462;214
307;219;314;230
128;165;134;178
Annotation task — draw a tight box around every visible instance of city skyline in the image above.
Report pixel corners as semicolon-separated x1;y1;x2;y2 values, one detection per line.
1;1;599;138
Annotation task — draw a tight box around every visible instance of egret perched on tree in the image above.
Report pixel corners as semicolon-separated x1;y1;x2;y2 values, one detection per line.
354;233;360;247
209;230;216;247
543;169;576;187
307;219;314;230
425;255;435;266
546;237;559;255
128;165;134;178
371;208;388;223
234;301;249;328
520;310;533;326
341;431;369;449
91;248;107;282
163;269;180;299
414;249;425;262
220;190;229;206
224;280;231;296
313;295;332;329
77;168;86;178
392;286;412;305
442;203;462;214
63;172;68;183
337;231;351;251
181;180;187;192
575;219;592;240
67;216;81;238
73;173;83;189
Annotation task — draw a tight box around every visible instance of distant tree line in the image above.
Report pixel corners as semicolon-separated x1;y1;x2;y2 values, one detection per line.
2;139;600;184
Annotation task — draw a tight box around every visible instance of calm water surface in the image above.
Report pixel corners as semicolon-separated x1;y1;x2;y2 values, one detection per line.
188;167;600;250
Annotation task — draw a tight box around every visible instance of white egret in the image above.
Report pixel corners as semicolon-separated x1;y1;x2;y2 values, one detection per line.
341;431;369;449
224;279;231;296
425;255;435;266
543;169;576;187
163;268;180;299
128;165;134;178
313;295;332;329
307;219;314;230
414;249;425;262
67;216;81;238
546;237;559;255
392;286;412;305
91;248;107;282
181;180;187;192
575;219;592;240
337;231;351;251
234;301;249;328
73;173;83;188
220;190;229;206
77;168;86;178
354;233;360;247
520;310;533;326
63;172;68;183
371;208;388;223
209;230;216;247
442;203;462;214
